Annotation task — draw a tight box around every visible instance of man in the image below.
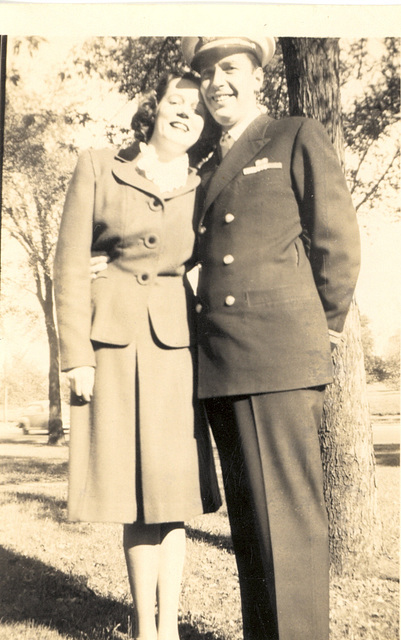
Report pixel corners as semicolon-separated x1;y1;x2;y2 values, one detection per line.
181;37;360;640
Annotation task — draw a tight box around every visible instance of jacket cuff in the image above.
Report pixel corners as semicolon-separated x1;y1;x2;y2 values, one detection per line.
329;328;342;344
329;329;343;352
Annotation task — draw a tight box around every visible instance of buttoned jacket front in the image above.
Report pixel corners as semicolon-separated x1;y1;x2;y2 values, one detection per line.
195;115;361;397
54;143;200;371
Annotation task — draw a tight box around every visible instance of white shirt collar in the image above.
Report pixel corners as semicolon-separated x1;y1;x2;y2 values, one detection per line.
223;107;262;142
136;142;189;193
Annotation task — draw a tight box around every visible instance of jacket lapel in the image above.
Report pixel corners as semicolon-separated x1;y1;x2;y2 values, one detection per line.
112;142;200;200
202;114;273;215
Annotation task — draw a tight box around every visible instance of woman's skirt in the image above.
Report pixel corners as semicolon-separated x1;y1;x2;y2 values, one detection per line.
67;316;221;524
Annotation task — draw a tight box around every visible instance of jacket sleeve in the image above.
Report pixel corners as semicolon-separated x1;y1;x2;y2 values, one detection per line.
291;118;361;334
53;150;96;371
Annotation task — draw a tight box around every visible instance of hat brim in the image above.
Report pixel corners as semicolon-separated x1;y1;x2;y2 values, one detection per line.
197;44;267;73
191;43;264;73
188;38;275;72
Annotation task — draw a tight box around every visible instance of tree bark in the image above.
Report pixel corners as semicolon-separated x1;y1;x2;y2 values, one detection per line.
42;273;65;446
281;37;343;152
280;37;381;575
321;301;380;575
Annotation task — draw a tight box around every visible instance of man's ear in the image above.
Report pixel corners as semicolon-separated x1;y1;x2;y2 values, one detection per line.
254;66;264;91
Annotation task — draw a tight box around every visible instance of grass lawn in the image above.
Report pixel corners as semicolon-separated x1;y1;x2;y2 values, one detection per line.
367;383;400;416
0;427;399;639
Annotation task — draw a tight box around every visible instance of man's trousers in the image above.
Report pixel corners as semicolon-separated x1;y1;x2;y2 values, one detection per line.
204;387;329;640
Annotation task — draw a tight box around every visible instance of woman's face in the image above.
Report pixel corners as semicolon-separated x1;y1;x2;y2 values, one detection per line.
152;77;206;153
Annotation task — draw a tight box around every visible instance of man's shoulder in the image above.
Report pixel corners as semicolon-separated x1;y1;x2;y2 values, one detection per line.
257;116;331;153
262;114;323;137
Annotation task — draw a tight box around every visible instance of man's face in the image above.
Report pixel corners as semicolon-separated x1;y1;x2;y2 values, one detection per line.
199;53;263;130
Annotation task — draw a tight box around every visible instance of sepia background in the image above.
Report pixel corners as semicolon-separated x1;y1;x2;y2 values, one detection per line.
0;5;399;640
1;34;400;398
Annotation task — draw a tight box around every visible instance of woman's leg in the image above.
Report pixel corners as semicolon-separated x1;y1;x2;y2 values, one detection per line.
123;522;186;640
123;522;161;640
156;523;186;640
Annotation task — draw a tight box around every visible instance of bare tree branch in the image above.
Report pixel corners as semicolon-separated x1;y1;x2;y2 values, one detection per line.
355;148;399;211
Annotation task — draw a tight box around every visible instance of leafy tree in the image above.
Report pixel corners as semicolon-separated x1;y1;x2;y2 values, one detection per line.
74;36;399;219
360;314;379;383
1;240;48;412
341;38;400;215
383;332;401;387
2;39;79;443
360;314;375;355
74;36;185;99
362;320;401;387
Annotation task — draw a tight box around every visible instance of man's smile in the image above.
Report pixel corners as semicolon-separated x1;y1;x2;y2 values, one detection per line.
210;93;235;104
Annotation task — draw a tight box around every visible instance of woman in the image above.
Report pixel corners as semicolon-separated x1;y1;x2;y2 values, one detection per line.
54;72;221;640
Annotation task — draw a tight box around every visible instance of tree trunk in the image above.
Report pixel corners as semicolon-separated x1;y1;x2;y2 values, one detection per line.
321;301;380;575
280;37;381;575
0;35;6;207
43;273;65;446
281;37;343;151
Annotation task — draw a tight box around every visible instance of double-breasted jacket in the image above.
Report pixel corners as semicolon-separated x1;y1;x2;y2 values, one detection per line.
195;115;361;398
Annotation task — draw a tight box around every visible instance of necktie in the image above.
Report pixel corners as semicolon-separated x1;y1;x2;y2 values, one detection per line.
219;131;234;159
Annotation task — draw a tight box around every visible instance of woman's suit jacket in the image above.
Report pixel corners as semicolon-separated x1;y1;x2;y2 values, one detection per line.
195;115;361;398
53;145;224;524
54;142;200;372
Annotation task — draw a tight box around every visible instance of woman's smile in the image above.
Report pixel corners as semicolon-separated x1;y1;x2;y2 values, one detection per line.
170;120;190;132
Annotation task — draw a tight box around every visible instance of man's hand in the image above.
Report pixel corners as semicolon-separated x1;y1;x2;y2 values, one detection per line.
90;254;110;279
329;329;343;354
67;366;95;402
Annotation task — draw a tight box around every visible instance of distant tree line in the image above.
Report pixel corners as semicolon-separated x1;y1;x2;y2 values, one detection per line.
361;316;400;387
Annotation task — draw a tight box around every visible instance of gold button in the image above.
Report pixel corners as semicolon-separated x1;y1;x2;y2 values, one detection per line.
223;254;234;265
195;303;203;313
225;295;236;306
225;213;235;223
144;234;159;248
148;198;162;211
199;225;207;234
137;272;150;285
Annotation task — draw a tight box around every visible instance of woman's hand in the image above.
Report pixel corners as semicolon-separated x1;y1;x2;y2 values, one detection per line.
90;254;110;279
67;366;95;402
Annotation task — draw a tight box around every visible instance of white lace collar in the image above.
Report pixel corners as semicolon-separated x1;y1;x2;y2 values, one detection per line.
136;142;189;193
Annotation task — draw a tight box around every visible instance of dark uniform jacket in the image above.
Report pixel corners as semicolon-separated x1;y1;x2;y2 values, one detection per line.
195;114;361;398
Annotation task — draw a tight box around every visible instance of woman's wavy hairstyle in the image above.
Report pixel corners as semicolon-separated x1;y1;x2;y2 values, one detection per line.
131;71;221;167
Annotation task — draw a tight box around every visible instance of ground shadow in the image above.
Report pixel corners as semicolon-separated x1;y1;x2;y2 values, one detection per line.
374;444;400;467
0;436;64;446
179;622;224;640
0;546;224;640
1;457;68;484
186;526;233;553
10;491;68;523
0;545;129;639
1;487;234;555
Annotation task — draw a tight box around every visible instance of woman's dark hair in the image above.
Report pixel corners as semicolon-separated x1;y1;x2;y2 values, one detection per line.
131;71;220;167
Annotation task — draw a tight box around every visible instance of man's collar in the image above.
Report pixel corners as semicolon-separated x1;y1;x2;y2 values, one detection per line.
223;108;262;142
